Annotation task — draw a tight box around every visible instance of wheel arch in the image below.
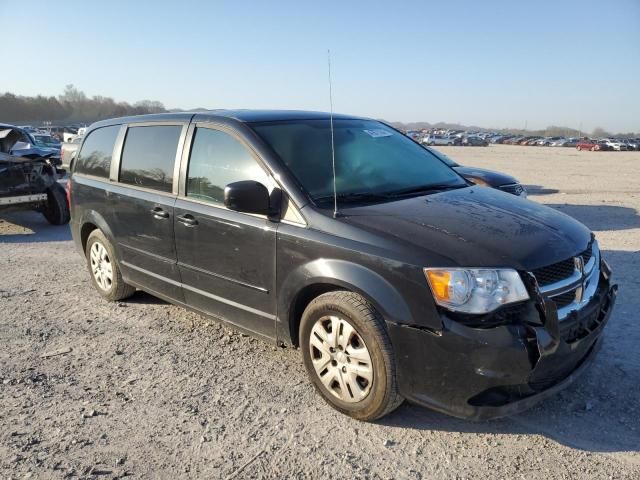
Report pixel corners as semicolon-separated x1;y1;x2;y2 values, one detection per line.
79;210;118;255
278;259;413;347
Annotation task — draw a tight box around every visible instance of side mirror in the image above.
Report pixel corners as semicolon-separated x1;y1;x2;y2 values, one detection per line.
224;180;279;216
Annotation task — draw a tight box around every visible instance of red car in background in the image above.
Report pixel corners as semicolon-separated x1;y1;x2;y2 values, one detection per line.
576;139;610;151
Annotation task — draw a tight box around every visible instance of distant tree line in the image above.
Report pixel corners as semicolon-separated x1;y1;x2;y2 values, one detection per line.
0;85;166;125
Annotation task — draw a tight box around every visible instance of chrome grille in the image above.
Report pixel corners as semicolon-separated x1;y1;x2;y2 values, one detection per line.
532;259;575;286
532;244;594;287
551;290;576;309
531;242;600;324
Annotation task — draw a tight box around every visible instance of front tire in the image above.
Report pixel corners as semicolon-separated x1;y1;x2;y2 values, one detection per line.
300;291;403;421
85;229;136;301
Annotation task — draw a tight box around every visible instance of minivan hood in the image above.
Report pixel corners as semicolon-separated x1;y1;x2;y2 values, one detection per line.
340;186;591;270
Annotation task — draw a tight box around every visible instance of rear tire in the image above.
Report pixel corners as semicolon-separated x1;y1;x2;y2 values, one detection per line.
42;183;70;225
299;291;403;421
85;229;136;301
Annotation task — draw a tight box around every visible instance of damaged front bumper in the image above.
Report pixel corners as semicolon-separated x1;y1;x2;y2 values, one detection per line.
388;265;617;420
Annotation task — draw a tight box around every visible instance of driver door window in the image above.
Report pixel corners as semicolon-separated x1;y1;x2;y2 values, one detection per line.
186;127;272;204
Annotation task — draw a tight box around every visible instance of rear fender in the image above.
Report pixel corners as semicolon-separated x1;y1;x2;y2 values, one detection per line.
77;210;118;257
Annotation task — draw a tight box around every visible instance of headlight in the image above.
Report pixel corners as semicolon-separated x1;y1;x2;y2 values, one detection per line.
424;268;529;314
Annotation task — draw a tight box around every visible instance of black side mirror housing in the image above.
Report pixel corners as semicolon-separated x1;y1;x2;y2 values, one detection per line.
224;181;279;216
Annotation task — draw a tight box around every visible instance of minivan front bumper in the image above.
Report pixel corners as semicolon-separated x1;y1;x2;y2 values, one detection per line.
388;273;617;420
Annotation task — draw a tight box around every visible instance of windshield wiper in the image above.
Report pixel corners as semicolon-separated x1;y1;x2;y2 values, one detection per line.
384;183;467;197
314;191;392;205
314;183;467;205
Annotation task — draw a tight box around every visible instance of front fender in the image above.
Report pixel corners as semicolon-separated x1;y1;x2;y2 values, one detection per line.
277;258;414;344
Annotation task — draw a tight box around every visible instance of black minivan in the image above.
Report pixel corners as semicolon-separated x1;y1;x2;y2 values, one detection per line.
69;111;617;421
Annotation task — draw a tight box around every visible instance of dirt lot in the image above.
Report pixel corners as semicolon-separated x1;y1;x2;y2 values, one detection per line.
1;145;639;479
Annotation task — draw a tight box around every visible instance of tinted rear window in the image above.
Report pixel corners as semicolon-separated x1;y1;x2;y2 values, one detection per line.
74;125;120;178
119;125;182;192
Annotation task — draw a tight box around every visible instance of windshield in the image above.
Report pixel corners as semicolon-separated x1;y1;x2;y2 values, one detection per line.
34;135;58;146
251;119;466;204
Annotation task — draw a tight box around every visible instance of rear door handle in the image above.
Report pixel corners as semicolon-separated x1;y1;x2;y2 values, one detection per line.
150;207;170;219
177;214;198;226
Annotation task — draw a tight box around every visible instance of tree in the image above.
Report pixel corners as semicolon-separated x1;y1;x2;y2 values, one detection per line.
592;127;611;138
0;86;168;124
59;84;87;103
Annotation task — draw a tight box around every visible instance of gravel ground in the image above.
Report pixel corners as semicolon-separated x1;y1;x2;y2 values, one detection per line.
1;145;639;479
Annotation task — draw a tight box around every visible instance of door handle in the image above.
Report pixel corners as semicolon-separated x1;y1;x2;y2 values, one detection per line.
177;214;198;226
150;207;170;219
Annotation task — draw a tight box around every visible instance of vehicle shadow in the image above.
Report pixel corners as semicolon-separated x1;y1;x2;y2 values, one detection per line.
379;247;640;455
125;290;169;305
525;185;560;195
546;204;640;231
0;211;71;243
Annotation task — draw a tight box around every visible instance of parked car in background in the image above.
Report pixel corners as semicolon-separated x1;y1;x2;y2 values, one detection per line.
601;139;628;151
43;126;78;143
461;135;488;147
33;133;62;150
61;136;83;167
422;134;457;146
560;138;579;147
503;136;523;145
0;123;62;163
576;139;610;151
535;136;562;146
623;139;639;151
425;146;526;197
0;128;69;225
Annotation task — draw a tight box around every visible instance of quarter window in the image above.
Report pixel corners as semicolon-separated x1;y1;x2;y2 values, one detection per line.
74;125;120;178
119;125;182;192
186;128;271;204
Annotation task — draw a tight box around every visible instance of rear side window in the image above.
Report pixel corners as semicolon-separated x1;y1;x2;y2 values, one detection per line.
74;125;119;178
119;125;182;193
186;128;271;204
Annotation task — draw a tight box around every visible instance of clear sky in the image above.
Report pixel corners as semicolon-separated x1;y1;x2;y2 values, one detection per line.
1;0;638;132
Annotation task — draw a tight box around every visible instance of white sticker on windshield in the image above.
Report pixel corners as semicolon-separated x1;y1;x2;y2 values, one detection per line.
363;129;393;138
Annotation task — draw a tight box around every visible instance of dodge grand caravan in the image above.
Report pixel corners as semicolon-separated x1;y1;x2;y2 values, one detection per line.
69;111;617;421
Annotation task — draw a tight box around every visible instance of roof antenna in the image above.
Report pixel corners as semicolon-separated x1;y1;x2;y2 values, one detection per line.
327;49;340;218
